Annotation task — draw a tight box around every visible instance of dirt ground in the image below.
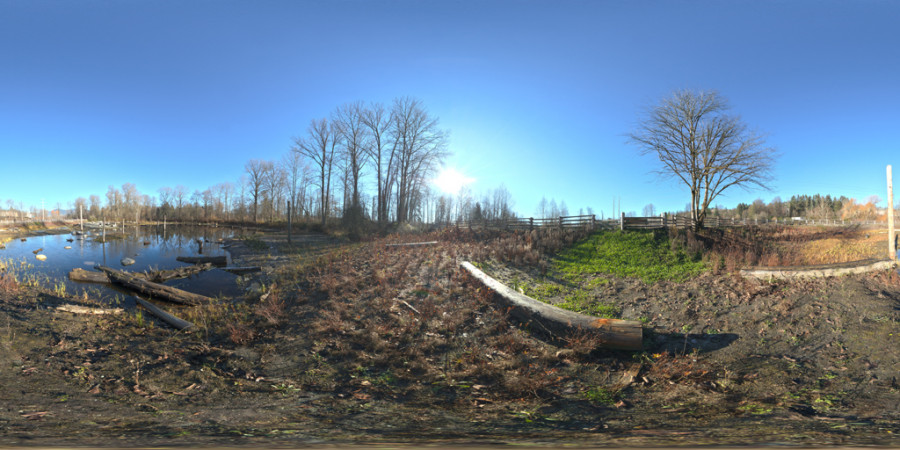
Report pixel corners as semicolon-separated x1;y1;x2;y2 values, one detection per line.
0;226;898;446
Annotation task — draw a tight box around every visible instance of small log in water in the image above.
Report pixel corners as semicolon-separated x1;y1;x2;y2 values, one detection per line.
146;263;213;282
176;256;227;267
97;266;211;306
135;298;193;330
69;268;112;283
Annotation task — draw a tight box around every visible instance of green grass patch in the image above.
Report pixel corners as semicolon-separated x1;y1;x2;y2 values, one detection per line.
583;386;619;405
522;282;619;318
554;230;706;283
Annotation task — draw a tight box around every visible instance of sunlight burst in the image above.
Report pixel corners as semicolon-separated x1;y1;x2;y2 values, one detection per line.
433;167;475;195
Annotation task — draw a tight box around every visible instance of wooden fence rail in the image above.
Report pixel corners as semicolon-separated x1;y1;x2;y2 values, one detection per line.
441;213;887;232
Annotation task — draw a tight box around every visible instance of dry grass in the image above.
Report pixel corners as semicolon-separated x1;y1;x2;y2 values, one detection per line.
677;225;886;269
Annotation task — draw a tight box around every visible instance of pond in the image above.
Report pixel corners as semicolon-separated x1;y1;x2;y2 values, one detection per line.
0;224;244;307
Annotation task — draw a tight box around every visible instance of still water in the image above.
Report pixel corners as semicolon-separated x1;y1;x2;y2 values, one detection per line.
1;225;243;306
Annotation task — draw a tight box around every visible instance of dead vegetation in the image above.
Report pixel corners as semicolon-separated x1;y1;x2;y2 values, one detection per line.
0;225;898;445
672;225;886;270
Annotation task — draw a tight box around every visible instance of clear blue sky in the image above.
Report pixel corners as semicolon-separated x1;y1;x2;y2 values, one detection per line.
2;0;898;218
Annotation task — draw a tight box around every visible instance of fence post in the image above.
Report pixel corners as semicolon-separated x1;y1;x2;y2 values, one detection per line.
529;217;534;231
620;212;625;231
591;214;596;230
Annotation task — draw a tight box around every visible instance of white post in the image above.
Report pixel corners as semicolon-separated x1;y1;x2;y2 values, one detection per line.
620;212;625;231
79;204;83;233
889;165;895;260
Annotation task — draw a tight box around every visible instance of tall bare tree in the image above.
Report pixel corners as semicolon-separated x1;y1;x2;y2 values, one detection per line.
361;102;396;224
629;89;776;230
334;102;368;221
172;185;187;221
390;97;449;223
293;118;337;227
245;159;270;223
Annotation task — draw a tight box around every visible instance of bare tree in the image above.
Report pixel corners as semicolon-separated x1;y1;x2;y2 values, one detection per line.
536;196;548;218
361;102;397;224
629;89;776;230
245;159;270;223
293;118;339;227
172;185;188;221
391;97;449;223
281;150;309;222
642;203;656;217
334;101;368;222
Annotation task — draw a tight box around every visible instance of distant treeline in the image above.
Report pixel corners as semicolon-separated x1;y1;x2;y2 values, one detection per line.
707;194;883;221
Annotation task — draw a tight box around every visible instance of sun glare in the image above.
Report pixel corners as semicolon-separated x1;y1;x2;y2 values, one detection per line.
433;167;475;195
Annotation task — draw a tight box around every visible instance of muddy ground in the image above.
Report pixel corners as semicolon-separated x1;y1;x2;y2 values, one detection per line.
0;226;898;446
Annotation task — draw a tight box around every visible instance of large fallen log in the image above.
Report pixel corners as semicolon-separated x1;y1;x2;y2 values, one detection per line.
176;255;227;267
69;263;214;284
460;261;642;351
135;298;193;330
97;266;212;306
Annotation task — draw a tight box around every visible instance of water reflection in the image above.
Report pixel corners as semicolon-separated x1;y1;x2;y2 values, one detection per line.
0;225;243;307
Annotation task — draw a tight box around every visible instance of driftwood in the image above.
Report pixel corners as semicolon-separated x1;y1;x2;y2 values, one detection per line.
135;298;193;330
221;266;261;275
56;304;123;315
69;268;111;283
147;263;213;282
176;255;227;267
460;261;642;351
386;241;439;248
97;266;212;306
69;263;213;284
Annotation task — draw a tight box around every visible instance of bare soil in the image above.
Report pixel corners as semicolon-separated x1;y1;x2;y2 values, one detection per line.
0;226;898;446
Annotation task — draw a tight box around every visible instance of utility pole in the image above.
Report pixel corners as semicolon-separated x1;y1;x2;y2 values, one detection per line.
888;165;895;260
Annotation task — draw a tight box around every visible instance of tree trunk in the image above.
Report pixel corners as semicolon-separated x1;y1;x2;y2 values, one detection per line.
97;266;212;306
460;261;642;350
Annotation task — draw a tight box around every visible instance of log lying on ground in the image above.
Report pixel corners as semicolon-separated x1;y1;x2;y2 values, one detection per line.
135;298;193;330
56;304;123;315
69;263;214;284
221;266;261;275
385;241;439;248
147;263;213;282
176;255;227;267
97;266;212;306
460;261;642;351
69;268;112;283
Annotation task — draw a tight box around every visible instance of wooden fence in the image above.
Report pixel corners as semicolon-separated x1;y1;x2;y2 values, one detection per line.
445;213;887;232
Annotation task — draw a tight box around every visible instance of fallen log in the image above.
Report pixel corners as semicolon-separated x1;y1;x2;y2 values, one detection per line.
176;255;227;267
221;266;261;275
56;304;123;315
97;266;211;306
69;268;112;283
386;241;439;248
135;298;193;330
69;263;214;284
147;263;213;282
460;261;642;351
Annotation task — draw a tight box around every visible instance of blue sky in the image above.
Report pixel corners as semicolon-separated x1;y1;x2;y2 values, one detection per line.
1;0;898;218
